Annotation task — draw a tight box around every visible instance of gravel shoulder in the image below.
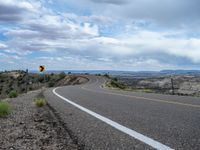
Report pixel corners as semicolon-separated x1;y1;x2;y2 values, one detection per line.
0;90;79;150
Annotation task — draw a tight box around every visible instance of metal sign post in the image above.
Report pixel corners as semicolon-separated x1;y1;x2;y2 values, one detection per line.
39;65;46;84
25;69;28;93
171;78;174;95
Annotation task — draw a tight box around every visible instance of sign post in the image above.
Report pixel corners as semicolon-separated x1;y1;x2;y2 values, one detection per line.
39;65;46;83
171;78;174;95
25;69;28;93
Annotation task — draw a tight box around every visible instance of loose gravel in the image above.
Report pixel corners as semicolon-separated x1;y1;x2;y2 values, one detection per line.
0;90;79;150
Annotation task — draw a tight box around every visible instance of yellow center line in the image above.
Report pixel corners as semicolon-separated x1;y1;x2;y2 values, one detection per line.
81;85;200;109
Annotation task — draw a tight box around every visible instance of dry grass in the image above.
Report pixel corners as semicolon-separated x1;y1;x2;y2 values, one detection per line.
0;101;11;117
34;98;46;107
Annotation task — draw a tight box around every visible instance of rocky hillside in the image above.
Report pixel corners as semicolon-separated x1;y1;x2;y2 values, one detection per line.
0;70;88;99
115;75;200;96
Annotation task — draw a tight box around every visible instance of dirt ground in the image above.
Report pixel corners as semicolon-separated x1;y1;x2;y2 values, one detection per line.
0;90;82;150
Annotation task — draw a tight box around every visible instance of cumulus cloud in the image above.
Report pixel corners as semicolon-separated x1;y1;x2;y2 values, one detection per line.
0;43;7;49
0;0;39;23
0;0;200;71
86;0;200;29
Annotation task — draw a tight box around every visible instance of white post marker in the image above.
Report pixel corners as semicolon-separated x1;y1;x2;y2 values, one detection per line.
53;87;174;150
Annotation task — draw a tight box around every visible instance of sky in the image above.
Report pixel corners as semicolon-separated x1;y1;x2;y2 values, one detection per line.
0;0;200;71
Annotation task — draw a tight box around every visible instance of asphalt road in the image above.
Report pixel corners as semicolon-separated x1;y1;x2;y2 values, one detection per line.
44;76;200;150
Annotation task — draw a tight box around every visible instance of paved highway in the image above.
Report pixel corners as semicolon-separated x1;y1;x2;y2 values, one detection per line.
44;76;200;150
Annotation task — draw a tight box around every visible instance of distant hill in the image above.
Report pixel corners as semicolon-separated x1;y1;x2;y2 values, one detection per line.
29;69;200;76
160;70;200;75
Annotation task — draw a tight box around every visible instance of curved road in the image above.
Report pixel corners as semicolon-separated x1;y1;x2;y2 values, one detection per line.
44;76;200;150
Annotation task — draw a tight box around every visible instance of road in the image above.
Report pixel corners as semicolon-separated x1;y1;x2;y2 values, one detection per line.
44;76;200;150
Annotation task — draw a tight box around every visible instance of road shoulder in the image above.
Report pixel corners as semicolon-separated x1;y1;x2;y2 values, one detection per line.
0;90;79;150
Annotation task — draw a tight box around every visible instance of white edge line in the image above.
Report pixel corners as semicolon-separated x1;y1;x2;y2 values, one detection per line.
53;87;174;150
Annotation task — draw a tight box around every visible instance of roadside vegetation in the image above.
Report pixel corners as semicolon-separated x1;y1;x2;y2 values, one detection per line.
0;70;69;99
0;101;11;117
34;92;46;107
109;78;126;89
59;72;66;79
34;98;46;107
103;73;110;78
8;90;18;98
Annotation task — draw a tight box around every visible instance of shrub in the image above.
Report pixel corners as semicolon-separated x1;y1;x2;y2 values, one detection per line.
113;77;118;82
34;98;46;107
38;75;45;83
8;90;18;98
0;101;11;117
59;72;66;79
45;75;51;82
142;89;153;93
110;80;126;89
103;73;110;78
21;88;26;92
48;81;55;87
29;87;33;91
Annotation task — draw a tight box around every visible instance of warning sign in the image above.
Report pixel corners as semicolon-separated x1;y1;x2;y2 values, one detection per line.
39;65;45;72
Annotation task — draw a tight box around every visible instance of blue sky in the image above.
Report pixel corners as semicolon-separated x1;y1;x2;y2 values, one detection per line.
0;0;200;71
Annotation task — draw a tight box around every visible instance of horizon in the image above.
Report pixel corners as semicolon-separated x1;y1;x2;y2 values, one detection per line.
1;69;200;73
0;0;200;70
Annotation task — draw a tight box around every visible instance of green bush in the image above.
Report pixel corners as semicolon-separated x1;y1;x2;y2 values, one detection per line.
29;87;33;91
48;81;55;87
59;72;66;79
0;101;11;117
8;90;18;98
103;73;110;78
38;75;45;83
110;80;126;89
113;77;118;82
34;98;46;107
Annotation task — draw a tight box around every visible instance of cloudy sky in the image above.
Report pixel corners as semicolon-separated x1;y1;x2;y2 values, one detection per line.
0;0;200;71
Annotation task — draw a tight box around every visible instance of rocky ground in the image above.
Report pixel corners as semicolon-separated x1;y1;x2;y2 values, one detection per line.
113;75;200;96
0;90;81;150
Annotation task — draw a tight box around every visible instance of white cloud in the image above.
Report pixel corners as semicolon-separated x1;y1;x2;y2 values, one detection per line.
0;43;7;49
0;0;200;71
82;23;99;36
